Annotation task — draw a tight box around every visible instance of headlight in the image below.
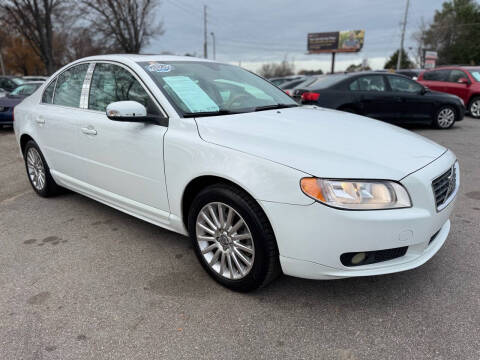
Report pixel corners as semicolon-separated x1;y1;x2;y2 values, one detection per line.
300;178;411;210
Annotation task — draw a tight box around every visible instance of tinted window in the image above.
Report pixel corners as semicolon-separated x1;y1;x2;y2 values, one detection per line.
280;79;305;89
448;70;468;83
422;70;450;81
349;76;386;92
53;64;89;107
88;63;160;115
387;76;423;93
42;80;56;103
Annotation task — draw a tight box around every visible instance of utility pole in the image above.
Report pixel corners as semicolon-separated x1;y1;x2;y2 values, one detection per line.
397;0;410;70
210;32;216;60
203;5;208;59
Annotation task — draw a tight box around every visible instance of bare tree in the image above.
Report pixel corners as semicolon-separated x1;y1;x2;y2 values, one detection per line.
258;57;295;78
0;0;68;74
80;0;164;53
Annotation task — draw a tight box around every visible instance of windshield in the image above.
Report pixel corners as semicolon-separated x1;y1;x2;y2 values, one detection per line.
10;83;41;96
138;61;298;116
469;70;480;82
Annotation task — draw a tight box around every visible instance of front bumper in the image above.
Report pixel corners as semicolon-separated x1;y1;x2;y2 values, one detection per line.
261;150;458;280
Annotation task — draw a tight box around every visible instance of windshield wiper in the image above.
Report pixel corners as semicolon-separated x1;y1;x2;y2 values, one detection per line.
253;103;298;112
183;109;240;118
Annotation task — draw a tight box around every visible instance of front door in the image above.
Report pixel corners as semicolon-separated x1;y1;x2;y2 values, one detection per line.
386;75;434;121
74;62;170;218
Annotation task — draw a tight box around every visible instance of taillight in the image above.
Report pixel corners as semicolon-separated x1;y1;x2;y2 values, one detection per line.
301;92;320;101
12;106;15;122
284;90;291;96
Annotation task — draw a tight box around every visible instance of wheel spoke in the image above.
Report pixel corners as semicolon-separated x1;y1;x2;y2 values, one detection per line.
233;247;251;267
197;222;215;235
227;253;234;279
234;241;254;254
219;252;226;276
198;235;215;241
201;243;218;254
232;233;251;241
229;218;244;235
208;205;221;229
209;248;221;266
231;251;244;276
218;204;225;228
201;211;217;232
225;208;234;228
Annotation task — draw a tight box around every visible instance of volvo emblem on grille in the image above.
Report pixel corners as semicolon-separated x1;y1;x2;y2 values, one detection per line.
446;165;456;199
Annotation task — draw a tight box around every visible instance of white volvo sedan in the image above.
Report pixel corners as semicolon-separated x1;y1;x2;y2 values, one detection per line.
14;55;459;292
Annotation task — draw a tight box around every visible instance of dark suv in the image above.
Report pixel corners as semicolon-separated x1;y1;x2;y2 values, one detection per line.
418;66;480;118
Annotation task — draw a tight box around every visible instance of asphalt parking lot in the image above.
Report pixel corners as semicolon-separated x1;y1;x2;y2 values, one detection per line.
1;118;479;360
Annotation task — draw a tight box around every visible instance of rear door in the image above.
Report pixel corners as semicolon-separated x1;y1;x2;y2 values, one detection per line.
444;69;470;103
348;75;397;120
386;75;434;121
420;69;451;93
36;63;90;178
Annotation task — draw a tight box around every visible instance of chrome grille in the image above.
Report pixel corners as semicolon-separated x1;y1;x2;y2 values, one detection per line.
432;164;457;210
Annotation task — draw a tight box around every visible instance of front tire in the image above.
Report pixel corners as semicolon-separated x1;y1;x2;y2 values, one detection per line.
188;184;281;292
24;140;62;197
434;106;456;129
468;96;480;119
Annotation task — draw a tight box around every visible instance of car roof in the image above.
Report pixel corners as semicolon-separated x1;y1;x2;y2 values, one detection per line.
80;54;214;63
426;65;480;70
19;81;44;85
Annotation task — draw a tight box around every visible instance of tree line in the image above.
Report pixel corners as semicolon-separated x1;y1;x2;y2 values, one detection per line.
0;0;163;75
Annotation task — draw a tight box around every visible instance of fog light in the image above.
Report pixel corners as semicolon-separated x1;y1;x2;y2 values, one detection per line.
351;252;366;265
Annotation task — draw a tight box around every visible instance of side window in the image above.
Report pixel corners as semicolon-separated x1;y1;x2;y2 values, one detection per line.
423;70;450;81
88;63;160;115
42;80;56;103
448;70;467;83
387;76;422;93
53;63;89;108
349;76;386;92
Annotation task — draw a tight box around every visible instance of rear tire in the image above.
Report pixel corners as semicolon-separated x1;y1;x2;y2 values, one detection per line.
188;184;281;292
433;106;456;129
468;96;480;119
24;140;62;197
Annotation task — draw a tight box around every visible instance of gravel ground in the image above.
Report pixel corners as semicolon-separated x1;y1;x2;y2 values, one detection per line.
0;118;479;360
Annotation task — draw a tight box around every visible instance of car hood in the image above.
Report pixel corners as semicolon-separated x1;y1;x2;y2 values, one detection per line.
0;95;24;107
195;106;447;180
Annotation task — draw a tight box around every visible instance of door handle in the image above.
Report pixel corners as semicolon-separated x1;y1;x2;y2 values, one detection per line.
81;126;97;136
36;116;45;125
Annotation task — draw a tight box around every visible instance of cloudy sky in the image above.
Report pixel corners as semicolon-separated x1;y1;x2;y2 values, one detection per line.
145;0;446;72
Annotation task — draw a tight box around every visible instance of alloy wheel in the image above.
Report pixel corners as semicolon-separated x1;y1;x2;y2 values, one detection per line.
437;108;455;128
26;147;46;191
470;99;480;118
196;202;255;280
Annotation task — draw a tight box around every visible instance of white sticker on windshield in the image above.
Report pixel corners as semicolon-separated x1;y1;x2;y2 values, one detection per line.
146;63;174;73
163;76;219;113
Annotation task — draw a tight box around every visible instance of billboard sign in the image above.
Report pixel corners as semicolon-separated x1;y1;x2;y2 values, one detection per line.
424;50;438;69
308;30;365;53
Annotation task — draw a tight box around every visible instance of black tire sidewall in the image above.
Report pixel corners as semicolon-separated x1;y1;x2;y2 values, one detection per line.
188;185;274;292
434;106;456;129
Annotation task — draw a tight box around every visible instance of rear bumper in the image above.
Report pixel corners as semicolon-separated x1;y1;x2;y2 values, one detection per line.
260;150;458;280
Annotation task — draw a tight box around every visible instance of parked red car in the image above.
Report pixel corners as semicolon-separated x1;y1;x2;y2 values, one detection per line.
418;66;480;118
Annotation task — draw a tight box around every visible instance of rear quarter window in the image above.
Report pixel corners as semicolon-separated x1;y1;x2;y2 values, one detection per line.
42;80;56;104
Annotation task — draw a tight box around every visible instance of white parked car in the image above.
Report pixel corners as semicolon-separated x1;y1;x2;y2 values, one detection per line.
14;55;459;292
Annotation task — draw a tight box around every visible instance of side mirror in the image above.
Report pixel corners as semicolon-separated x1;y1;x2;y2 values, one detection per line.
458;77;470;85
420;86;429;95
106;101;149;122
